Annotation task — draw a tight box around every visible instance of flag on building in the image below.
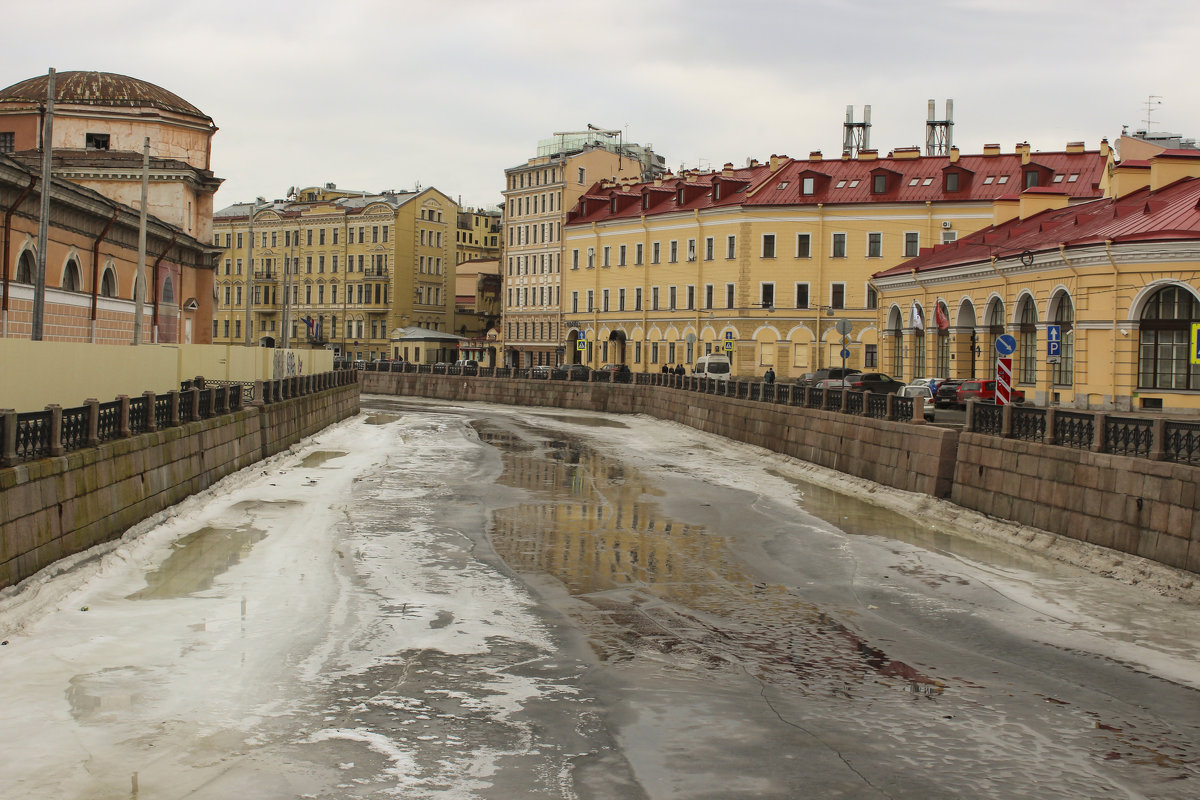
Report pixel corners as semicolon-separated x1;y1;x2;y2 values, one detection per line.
910;301;924;331
935;303;949;331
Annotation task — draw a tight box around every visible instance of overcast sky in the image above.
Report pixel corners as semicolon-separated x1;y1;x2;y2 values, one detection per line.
4;0;1197;213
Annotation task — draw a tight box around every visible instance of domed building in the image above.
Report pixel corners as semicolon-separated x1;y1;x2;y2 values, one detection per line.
0;71;220;348
0;71;222;241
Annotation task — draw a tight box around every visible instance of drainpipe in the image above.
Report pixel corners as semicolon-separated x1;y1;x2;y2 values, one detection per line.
2;175;38;334
151;231;178;341
1104;240;1121;407
89;209;120;341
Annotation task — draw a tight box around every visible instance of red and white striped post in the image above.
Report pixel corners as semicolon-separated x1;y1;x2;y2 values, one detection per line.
996;357;1013;405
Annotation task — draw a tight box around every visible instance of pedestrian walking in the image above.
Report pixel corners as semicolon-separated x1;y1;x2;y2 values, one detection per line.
764;368;775;384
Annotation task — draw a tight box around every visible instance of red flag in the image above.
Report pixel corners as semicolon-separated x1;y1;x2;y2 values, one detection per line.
935;304;949;331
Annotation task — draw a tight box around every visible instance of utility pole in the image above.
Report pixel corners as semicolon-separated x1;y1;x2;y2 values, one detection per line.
133;137;149;345
32;67;55;341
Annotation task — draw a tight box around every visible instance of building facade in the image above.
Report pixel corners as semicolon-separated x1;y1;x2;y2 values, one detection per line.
454;258;501;363
560;142;1110;378
455;207;501;265
501;130;665;367
211;185;457;361
872;149;1200;411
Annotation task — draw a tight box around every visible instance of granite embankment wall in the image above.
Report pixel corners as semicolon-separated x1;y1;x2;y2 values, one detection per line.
0;381;360;589
365;372;1199;574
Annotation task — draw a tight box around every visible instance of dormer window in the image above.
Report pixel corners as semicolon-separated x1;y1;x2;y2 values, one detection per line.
677;188;685;205
872;174;887;193
611;197;618;213
643;193;650;210
801;177;815;195
945;172;960;192
85;133;110;150
1024;170;1039;189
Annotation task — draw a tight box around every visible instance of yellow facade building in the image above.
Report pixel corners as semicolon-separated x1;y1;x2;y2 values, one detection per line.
211;185;457;361
502;130;665;367
873;149;1200;412
561;143;1110;378
455;207;501;265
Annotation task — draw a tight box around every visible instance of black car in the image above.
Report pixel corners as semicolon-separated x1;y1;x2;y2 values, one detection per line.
597;363;632;383
552;363;592;381
796;367;861;387
844;372;905;394
935;379;964;408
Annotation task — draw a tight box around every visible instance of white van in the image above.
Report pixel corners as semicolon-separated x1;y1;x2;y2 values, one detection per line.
692;353;732;380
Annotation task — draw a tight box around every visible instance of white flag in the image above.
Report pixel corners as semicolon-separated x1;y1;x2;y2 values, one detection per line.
910;301;924;331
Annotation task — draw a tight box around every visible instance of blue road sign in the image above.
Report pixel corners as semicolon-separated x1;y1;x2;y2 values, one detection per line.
576;339;587;351
724;330;734;340
995;334;1017;356
1046;324;1062;358
840;348;851;360
723;341;733;352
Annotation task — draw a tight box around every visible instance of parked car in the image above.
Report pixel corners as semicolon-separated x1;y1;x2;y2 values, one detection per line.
935;379;964;408
352;359;366;370
597;363;632;382
692;353;733;381
813;378;851;390
530;364;552;378
845;372;904;394
454;359;479;367
796;367;861;387
898;385;937;421
552;363;591;381
956;380;1025;404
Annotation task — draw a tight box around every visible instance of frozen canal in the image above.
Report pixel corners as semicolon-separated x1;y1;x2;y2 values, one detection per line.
1;396;1198;799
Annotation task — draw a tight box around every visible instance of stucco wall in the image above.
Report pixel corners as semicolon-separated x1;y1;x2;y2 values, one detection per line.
0;381;359;589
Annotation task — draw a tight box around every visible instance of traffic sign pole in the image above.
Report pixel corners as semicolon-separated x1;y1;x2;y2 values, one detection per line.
996;357;1013;406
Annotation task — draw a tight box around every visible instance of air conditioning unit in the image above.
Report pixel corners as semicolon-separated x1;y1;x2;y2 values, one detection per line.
941;221;952;229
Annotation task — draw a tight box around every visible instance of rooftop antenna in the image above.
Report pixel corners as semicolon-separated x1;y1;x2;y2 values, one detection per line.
842;105;871;156
926;99;954;156
1143;95;1163;130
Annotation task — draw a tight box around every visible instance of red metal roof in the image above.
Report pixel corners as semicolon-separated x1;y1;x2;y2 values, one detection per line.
565;148;1107;225
873;176;1200;278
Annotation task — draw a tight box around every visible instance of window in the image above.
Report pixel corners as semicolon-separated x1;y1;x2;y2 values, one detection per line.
864;344;878;368
872;174;887;193
669;286;677;310
319;229;325;245
333;229;339;245
652;242;661;264
587;290;594;312
802;177;815;195
726;235;736;259
830;283;845;309
942;230;958;244
652;287;660;310
635;287;642;310
1024;170;1039;189
795;283;809;309
946;172;960;192
237;233;244;249
635;243;644;265
669;241;678;263
760;283;774;309
578;167;586;184
1051;294;1074;386
726;283;735;308
705;237;714;260
603;246;611;267
867;232;882;258
866;285;877;309
762;234;776;258
0;132;14;153
85;133;110;150
687;239;696;261
904;232;919;258
1018;297;1038;384
587;247;594;268
382;226;389;243
307;230;313;246
796;233;811;258
832;233;847;258
1139;286;1200;390
572;291;579;313
619;288;626;311
687;285;695;310
572;249;579;270
705;284;714;309
602;289;610;312
619;245;626;266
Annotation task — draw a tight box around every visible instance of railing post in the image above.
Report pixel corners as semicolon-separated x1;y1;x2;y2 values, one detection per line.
1150;417;1167;461
252;380;265;406
47;404;64;457
143;391;157;431
85;398;100;447
912;395;926;425
885;393;895;421
1091;412;1108;452
1000;402;1013;437
189;387;202;422
169;391;180;427
861;391;872;417
118;395;131;438
965;399;976;432
839;388;849;413
1044;407;1057;445
1;409;17;467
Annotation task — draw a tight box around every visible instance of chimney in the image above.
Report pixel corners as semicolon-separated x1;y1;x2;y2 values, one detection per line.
1018;188;1069;220
809;150;823;162
1065;141;1085;154
892;146;920;160
857;149;879;161
949;146;960;163
982;143;1001;156
992;196;1021;226
1099;138;1111;157
722;162;734;177
842;150;852;160
1015;142;1031;164
769;154;788;171
1107;161;1151;199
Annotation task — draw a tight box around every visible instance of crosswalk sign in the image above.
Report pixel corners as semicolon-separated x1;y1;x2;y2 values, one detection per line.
1192;323;1200;365
576;339;587;351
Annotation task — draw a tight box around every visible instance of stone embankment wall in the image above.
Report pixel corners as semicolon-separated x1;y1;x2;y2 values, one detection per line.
365;372;1199;575
0;382;360;589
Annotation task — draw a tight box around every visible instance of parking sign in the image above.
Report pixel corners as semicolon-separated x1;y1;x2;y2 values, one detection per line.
1046;324;1062;363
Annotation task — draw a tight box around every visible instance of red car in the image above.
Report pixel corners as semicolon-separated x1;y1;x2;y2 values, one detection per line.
956;380;1025;404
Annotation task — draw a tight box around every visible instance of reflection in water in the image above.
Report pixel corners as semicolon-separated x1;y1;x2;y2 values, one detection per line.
66;665;157;722
477;422;941;697
127;523;267;600
534;414;630;429
298;450;349;468
364;413;401;426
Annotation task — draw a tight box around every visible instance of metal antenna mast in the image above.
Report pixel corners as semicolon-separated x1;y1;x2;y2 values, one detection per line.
842;105;871;156
1142;95;1163;130
926;99;954;156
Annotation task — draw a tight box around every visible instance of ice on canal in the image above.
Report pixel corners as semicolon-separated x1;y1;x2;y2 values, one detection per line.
0;397;1198;799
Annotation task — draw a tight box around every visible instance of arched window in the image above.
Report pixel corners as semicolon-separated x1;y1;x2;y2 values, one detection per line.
100;267;118;297
1051;293;1074;386
62;258;81;292
15;250;35;283
984;299;1004;373
1017;296;1037;384
887;306;904;379
162;275;174;304
1138;286;1200;390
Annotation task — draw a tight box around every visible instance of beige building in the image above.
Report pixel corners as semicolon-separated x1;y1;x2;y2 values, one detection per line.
211;185;458;361
454;258;501;363
455;207;501;265
501;130;665;367
561;142;1110;378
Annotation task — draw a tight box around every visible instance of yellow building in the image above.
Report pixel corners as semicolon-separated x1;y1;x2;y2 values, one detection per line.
561;142;1110;378
454;258;501;363
501;130;665;367
211;185;457;361
455;207;501;265
872;149;1200;412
